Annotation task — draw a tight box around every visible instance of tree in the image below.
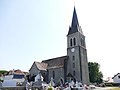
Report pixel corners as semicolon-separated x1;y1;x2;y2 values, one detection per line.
88;62;103;83
0;70;8;82
0;70;8;75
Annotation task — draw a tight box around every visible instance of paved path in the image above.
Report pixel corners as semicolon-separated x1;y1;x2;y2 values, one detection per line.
63;87;117;90
94;87;117;90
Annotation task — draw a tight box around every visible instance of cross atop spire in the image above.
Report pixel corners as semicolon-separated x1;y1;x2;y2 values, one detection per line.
68;7;83;35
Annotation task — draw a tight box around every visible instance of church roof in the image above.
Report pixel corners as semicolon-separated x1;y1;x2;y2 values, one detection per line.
30;56;67;71
34;61;48;71
68;7;83;35
42;56;68;69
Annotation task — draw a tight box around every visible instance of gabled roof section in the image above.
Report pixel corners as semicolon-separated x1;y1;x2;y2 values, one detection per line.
112;73;120;79
34;61;48;71
68;7;83;35
29;61;48;72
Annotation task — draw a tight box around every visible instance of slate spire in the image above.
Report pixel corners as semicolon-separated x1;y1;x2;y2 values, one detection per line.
71;7;79;27
68;7;83;35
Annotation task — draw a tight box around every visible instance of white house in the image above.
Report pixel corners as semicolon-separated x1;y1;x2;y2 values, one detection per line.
2;74;25;87
112;73;120;83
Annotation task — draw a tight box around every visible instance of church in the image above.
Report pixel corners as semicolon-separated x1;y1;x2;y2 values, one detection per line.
29;7;89;85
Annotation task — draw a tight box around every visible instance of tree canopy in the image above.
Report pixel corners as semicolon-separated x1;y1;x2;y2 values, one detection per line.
88;62;103;83
0;70;8;75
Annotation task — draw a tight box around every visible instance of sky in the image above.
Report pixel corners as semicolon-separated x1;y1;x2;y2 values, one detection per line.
0;0;120;80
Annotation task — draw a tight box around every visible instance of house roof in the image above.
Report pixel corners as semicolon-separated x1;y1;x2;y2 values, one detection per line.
42;56;68;69
34;61;48;71
112;73;120;79
8;69;27;75
14;69;25;74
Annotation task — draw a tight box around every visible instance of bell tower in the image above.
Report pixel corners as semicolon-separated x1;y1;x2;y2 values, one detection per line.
67;7;89;84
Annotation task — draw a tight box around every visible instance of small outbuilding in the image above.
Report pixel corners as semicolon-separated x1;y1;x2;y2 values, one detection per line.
112;73;120;83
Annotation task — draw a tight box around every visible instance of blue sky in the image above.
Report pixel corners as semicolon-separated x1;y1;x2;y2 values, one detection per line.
0;0;120;80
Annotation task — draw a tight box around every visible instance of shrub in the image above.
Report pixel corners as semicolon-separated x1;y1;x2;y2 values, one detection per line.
47;86;53;90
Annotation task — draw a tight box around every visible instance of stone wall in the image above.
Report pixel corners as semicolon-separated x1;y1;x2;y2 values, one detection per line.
29;62;39;76
48;67;64;84
0;86;42;90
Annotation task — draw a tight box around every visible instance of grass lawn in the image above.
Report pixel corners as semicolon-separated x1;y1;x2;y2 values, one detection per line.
110;87;120;90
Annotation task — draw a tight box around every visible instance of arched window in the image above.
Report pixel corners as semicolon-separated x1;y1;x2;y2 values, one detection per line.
73;37;76;46
70;38;72;46
73;56;75;60
81;38;84;46
73;71;76;76
53;71;55;79
73;63;75;68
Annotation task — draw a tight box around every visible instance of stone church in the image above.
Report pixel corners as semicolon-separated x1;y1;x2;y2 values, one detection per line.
29;7;89;84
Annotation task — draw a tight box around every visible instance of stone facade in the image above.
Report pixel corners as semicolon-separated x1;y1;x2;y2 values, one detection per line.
29;62;39;76
67;7;89;84
42;56;67;83
29;7;89;84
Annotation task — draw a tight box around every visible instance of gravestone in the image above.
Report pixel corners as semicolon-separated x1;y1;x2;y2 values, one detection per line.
0;82;2;88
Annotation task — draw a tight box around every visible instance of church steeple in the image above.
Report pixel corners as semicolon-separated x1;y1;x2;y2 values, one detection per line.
68;7;83;35
71;7;79;27
67;6;89;84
